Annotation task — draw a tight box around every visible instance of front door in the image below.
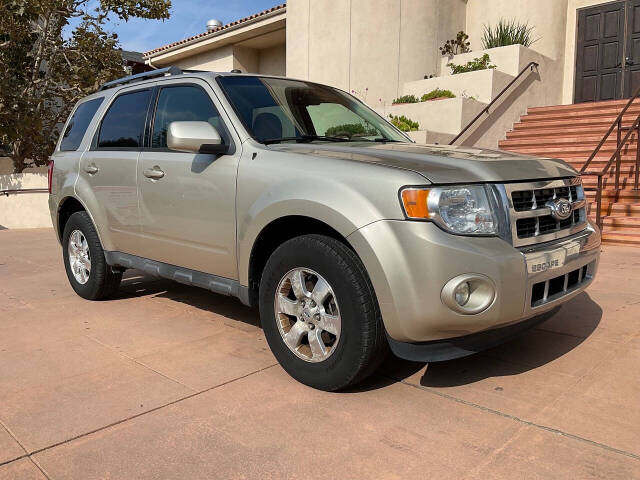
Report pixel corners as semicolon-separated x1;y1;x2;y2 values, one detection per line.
137;81;239;280
575;0;640;102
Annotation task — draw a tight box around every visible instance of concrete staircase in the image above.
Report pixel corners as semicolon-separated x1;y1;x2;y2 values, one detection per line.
499;99;640;246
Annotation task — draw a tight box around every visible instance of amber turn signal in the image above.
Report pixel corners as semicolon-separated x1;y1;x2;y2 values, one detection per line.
400;188;430;219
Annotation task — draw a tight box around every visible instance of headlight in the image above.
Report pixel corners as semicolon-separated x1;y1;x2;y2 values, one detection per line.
400;185;498;235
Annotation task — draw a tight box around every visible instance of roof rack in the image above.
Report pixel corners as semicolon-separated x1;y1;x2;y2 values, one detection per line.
98;66;183;91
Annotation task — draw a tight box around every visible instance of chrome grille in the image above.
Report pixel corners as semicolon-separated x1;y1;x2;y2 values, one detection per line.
504;178;588;247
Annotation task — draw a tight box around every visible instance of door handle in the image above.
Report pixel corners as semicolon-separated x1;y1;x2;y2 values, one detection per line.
84;164;98;175
626;57;634;66
143;166;165;179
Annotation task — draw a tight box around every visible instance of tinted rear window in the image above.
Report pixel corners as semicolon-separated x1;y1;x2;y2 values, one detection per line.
60;98;104;151
97;90;151;148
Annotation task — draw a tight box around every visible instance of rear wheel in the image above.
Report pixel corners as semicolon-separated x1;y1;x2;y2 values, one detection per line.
259;234;387;391
62;211;122;300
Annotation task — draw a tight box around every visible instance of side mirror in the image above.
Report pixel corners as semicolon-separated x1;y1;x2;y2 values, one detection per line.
167;121;229;154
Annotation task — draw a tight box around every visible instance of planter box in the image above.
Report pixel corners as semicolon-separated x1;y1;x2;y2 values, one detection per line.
403;69;514;104
384;97;486;135
440;44;551;78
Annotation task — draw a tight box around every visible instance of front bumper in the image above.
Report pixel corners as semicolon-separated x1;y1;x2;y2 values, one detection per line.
347;219;600;348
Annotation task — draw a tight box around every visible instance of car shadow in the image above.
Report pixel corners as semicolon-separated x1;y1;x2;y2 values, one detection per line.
387;293;602;390
116;271;602;391
347;292;602;392
116;270;260;328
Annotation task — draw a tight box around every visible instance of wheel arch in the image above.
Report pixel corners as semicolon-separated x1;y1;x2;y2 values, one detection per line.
246;215;359;307
56;196;104;249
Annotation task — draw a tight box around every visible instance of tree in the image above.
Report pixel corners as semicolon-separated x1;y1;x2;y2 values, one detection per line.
0;0;171;173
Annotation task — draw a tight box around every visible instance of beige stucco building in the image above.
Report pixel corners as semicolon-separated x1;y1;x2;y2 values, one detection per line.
144;0;640;146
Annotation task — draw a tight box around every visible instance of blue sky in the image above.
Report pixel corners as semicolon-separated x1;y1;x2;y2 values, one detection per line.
68;0;283;53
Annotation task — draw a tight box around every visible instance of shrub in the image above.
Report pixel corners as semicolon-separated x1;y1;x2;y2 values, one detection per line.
448;53;496;75
421;88;456;101
388;114;419;132
325;123;378;138
439;31;471;57
482;19;537;49
392;94;420;104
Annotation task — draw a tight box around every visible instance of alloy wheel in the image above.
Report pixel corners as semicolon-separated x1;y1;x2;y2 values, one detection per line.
274;268;341;362
68;229;91;284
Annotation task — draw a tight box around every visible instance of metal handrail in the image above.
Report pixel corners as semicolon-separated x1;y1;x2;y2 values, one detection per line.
579;86;640;230
449;61;539;145
0;188;48;196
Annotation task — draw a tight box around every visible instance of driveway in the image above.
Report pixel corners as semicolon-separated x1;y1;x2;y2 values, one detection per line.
0;228;639;479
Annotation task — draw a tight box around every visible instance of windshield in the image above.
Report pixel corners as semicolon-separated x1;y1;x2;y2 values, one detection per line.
217;76;409;144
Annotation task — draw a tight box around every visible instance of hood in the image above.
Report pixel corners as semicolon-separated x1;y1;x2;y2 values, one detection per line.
267;142;577;184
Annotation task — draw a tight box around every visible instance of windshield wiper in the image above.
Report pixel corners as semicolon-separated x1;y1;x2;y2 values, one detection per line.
345;137;403;143
262;135;349;145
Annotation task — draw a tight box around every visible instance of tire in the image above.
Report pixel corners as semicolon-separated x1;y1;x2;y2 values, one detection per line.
62;211;122;300
259;234;388;391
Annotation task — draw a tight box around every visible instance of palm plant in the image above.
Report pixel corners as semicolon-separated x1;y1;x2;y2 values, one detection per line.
481;19;537;49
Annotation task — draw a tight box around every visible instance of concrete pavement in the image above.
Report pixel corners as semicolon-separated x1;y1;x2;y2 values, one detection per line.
0;228;639;479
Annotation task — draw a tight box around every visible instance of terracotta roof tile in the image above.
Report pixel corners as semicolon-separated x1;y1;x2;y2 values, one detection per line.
144;3;286;57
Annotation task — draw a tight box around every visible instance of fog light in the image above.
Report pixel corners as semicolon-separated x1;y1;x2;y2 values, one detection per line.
454;282;470;306
441;274;496;315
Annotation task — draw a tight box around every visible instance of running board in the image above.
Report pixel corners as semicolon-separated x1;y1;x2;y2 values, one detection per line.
104;251;251;305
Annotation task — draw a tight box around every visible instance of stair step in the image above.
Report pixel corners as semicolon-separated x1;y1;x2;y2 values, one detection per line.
602;216;640;229
499;135;639;148
601;229;640;246
577;165;636;173
609;203;640;215
520;106;640;122
584;191;640;203
502;145;640;155
513;117;639;129
527;99;638;114
506;126;634;139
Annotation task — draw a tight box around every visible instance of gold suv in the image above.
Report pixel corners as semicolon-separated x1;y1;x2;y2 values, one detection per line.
48;68;601;390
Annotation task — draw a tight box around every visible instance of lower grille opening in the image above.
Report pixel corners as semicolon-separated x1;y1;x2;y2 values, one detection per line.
530;262;594;307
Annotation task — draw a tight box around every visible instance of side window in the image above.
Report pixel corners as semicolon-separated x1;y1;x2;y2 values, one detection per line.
152;85;228;148
97;90;151;148
60;98;104;151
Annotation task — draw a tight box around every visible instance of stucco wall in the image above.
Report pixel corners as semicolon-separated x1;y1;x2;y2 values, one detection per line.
465;0;570;61
286;0;466;103
258;44;286;75
171;45;235;71
233;46;259;73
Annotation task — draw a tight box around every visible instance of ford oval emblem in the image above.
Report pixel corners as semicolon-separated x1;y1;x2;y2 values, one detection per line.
546;198;573;221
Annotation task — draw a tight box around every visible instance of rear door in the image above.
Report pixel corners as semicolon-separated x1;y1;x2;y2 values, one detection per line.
137;80;240;279
79;86;153;254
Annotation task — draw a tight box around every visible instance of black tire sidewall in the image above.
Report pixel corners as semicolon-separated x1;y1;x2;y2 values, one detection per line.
259;235;377;390
62;211;110;300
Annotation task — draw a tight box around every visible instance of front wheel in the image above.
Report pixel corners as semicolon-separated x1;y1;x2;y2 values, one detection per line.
62;211;122;300
259;234;387;391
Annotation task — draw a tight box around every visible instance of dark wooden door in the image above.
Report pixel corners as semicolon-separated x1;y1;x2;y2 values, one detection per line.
624;0;640;96
575;1;626;103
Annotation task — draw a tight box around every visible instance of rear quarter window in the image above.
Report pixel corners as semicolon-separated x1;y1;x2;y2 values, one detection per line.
60;97;104;151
